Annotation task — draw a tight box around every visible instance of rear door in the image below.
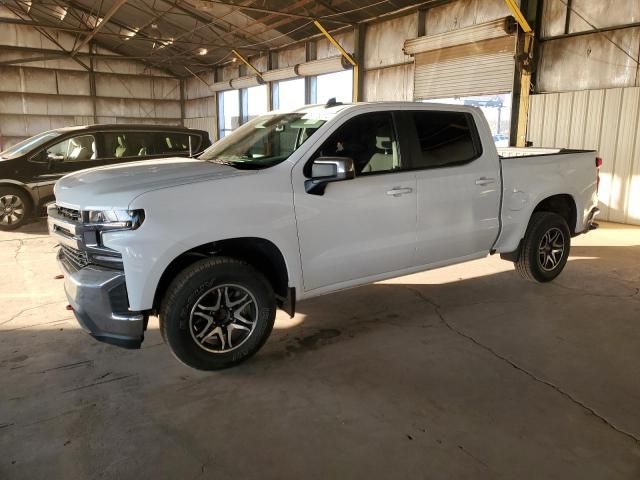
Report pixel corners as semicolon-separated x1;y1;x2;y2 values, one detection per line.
401;109;501;265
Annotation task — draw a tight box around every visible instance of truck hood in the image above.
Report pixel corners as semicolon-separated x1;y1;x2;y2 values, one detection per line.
54;157;249;209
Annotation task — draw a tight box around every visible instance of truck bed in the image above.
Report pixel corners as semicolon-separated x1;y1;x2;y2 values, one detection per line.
493;149;599;254
497;147;596;158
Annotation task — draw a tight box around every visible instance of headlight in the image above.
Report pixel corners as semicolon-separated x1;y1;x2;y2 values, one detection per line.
85;209;145;230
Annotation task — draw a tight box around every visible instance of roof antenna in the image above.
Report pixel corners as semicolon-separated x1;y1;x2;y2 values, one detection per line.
325;97;341;108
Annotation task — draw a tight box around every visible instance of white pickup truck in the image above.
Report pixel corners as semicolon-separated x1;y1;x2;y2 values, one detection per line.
48;101;600;370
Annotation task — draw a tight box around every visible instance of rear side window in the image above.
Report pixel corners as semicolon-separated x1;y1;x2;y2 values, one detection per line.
408;111;480;169
155;133;201;155
103;132;157;158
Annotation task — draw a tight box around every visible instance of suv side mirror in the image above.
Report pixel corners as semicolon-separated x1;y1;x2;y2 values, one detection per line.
305;157;355;195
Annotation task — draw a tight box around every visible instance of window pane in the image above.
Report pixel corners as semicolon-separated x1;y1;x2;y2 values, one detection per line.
276;78;305;111
426;94;511;146
1;131;61;159
247;85;267;121
316;70;352;105
46;135;96;163
409;111;478;168
103;132;160;158
219;90;240;138
200;113;326;170
314;112;399;176
154;133;193;155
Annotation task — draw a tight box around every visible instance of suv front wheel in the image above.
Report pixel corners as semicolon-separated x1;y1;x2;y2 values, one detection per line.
160;257;276;370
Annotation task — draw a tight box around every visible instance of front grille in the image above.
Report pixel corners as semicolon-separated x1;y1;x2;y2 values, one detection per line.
60;244;89;269
57;206;81;222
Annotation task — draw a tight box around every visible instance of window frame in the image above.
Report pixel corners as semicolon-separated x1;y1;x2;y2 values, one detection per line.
400;110;484;172
305;110;405;179
98;130;203;160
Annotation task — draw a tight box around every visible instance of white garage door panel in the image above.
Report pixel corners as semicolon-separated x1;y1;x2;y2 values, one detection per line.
414;35;515;100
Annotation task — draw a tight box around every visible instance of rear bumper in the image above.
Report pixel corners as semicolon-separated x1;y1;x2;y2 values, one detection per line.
58;250;145;349
582;207;600;233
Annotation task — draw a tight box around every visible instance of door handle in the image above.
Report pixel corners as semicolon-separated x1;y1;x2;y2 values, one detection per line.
386;187;413;197
475;177;495;186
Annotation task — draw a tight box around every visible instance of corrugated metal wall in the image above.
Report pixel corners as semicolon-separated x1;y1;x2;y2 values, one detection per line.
362;14;416;101
0;11;182;150
528;88;640;225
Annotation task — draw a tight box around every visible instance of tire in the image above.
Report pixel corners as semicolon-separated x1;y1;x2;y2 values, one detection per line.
0;186;32;231
515;212;571;283
159;257;276;370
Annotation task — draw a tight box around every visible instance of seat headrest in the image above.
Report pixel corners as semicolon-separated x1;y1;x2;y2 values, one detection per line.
376;136;391;151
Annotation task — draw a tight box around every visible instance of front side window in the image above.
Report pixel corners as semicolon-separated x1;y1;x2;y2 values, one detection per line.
313;112;399;176
46;134;97;163
199;112;326;170
407;111;479;169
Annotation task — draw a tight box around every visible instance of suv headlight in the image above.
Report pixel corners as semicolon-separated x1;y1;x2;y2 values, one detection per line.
85;209;145;230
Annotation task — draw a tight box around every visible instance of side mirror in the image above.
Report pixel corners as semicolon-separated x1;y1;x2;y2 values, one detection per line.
305;156;355;196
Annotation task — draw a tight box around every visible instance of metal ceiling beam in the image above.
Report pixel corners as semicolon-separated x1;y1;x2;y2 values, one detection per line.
0;54;67;66
165;0;269;49
197;0;352;25
232;49;263;80
71;0;129;55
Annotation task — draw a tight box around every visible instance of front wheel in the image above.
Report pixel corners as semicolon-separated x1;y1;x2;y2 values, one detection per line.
160;257;276;370
515;212;571;282
0;187;31;231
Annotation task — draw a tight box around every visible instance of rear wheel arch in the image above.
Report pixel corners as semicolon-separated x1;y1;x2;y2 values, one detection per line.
500;193;577;262
531;193;577;234
153;237;291;313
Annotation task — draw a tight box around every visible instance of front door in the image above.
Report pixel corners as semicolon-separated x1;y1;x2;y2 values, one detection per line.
293;111;417;292
35;133;102;201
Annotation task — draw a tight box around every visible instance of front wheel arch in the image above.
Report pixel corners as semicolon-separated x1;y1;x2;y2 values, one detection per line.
152;237;290;313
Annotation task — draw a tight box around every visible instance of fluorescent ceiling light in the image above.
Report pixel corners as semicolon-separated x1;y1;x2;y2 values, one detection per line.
55;6;68;21
84;14;104;29
121;26;139;40
157;38;174;49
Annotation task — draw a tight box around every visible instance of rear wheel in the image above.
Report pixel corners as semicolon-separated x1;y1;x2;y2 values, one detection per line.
160;257;276;370
515;212;571;282
0;187;31;231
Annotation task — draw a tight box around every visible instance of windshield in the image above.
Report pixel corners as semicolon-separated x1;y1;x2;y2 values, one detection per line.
0;131;61;160
199;112;327;169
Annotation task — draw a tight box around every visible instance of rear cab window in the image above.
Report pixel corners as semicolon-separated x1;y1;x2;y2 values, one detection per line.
403;110;481;170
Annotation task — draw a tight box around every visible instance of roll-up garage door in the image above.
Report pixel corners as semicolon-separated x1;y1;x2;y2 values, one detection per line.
404;18;517;100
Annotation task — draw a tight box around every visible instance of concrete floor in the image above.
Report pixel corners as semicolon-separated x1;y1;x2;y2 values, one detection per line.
1;219;639;479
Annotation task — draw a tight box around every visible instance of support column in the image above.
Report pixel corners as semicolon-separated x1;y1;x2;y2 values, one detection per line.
353;23;365;102
504;0;534;147
180;78;186;127
88;42;97;124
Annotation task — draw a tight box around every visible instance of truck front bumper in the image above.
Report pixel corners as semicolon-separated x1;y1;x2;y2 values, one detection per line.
58;250;145;349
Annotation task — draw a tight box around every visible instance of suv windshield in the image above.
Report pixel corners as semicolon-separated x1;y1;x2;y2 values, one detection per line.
0;131;61;160
199;112;326;169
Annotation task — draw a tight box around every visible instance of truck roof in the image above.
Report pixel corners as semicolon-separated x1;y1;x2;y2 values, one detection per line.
285;101;482;118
